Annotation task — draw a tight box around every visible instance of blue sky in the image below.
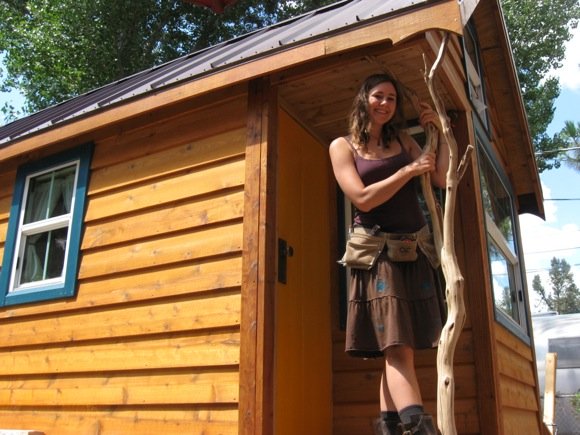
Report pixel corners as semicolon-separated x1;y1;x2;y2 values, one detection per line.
520;26;580;313
1;25;579;313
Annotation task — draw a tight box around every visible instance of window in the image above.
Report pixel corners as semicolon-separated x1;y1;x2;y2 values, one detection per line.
464;20;489;130
477;135;529;338
548;337;580;369
0;144;93;306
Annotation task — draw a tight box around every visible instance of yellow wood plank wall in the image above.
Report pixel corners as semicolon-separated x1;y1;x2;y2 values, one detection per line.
495;324;543;435
0;170;15;265
0;93;247;434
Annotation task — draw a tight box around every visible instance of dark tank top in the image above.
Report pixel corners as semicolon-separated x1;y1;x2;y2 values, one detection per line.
352;143;426;233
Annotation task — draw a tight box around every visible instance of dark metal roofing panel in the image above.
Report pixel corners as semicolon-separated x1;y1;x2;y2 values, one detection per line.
0;0;433;147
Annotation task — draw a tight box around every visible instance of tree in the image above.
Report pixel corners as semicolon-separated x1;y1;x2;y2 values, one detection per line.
500;0;580;172
532;257;580;314
0;0;335;121
559;120;580;170
3;0;579;154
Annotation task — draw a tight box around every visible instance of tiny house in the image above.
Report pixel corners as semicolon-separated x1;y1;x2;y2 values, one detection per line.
0;0;547;434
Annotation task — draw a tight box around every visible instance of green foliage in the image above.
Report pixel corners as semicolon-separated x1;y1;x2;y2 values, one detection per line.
0;0;335;121
532;257;580;314
1;0;196;117
572;392;580;414
559;120;580;170
501;0;580;172
3;0;577;160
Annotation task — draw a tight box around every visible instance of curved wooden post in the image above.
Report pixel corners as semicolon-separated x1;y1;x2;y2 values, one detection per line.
423;32;474;435
401;83;444;260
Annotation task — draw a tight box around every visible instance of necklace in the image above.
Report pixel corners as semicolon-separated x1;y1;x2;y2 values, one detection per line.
369;135;388;149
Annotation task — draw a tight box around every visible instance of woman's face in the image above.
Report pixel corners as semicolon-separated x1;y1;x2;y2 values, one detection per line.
367;81;397;127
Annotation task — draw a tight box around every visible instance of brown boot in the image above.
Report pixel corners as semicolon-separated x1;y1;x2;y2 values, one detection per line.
401;414;437;435
374;417;403;435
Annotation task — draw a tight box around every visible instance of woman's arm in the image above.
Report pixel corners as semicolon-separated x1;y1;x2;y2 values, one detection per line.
432;132;450;188
403;102;449;188
328;136;435;212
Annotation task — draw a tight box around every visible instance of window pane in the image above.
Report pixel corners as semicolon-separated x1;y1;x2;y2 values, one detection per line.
20;227;68;285
548;337;580;369
479;149;516;253
489;239;519;323
24;165;76;224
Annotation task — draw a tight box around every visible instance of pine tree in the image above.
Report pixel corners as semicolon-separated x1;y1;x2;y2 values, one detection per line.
560;120;580;171
532;257;580;314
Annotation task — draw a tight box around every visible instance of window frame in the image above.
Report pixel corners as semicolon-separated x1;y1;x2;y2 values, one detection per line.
475;128;531;342
0;143;93;306
548;336;580;369
463;20;490;132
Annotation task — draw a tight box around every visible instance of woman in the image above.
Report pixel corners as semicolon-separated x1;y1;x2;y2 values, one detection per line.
329;73;449;435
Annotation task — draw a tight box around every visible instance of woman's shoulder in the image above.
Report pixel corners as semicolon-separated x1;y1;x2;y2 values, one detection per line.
330;135;355;152
398;130;419;154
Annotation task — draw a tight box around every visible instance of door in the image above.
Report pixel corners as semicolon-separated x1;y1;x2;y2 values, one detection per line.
274;108;333;434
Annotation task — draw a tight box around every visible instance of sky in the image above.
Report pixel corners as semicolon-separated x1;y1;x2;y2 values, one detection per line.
1;23;580;314
519;25;580;313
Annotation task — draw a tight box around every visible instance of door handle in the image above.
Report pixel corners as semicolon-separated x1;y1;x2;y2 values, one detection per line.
278;238;294;284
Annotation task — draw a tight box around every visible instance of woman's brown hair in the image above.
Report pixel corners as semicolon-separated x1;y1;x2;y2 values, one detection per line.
348;73;407;149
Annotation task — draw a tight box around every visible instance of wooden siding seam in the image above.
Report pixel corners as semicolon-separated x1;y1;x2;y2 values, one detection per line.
82;216;244;254
87;152;245;200
78;251;242;282
1;254;243;319
85;184;244;225
89;137;246;196
0;323;241;353
0;287;240;349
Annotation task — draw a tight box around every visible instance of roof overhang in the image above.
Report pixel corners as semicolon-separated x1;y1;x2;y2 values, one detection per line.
0;0;462;161
471;0;544;217
0;0;542;217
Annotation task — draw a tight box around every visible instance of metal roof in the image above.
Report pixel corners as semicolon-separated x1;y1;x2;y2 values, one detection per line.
0;0;434;147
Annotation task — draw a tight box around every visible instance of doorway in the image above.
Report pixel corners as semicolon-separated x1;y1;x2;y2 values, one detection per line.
274;108;333;434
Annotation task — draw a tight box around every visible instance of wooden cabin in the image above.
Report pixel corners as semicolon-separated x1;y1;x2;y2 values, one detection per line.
0;0;547;433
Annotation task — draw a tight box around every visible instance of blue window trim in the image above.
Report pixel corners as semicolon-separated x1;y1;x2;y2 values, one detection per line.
0;143;94;306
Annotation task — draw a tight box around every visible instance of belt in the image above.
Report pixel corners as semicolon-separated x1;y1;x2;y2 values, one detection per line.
351;225;440;269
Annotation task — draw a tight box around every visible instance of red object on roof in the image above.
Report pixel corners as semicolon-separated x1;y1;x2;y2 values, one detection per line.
184;0;239;13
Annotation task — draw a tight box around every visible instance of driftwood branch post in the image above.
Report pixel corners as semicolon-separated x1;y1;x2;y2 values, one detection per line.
422;32;474;435
364;42;475;433
411;97;444;261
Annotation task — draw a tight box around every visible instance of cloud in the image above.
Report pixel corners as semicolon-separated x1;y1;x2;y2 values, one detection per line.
519;183;580;313
553;26;580;91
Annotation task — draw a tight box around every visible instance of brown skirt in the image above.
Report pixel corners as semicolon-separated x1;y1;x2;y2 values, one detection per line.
345;250;445;358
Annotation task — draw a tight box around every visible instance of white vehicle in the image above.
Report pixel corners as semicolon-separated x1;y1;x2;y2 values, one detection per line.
532;312;580;434
533;312;580;395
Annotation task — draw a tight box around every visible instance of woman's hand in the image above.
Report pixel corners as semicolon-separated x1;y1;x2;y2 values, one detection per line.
418;102;442;131
407;151;436;177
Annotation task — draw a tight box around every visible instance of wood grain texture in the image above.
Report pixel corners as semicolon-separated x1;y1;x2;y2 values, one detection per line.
0;95;246;434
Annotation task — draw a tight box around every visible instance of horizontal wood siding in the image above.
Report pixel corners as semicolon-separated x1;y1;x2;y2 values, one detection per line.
0;94;247;434
0;170;15;269
331;326;480;434
495;324;543;435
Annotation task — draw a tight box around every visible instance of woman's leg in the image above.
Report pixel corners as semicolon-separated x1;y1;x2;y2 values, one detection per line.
382;345;438;434
380;369;397;411
383;345;422;410
375;345;421;435
376;371;402;434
